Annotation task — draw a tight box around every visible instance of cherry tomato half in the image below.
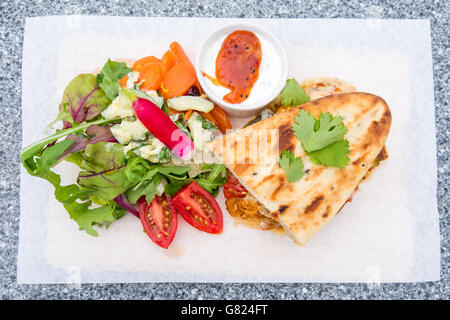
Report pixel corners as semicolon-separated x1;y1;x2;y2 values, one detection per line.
223;174;248;199
172;181;223;234
138;194;178;249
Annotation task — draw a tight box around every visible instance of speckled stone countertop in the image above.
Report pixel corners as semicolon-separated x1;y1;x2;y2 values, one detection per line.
0;0;448;299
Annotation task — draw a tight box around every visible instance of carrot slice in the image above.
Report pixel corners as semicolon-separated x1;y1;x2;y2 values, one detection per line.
198;111;221;132
119;74;129;88
162;62;196;99
169;42;204;94
139;62;164;91
169;42;194;68
209;105;232;133
184;109;193;121
161;50;176;76
168;107;183;115
132;56;161;73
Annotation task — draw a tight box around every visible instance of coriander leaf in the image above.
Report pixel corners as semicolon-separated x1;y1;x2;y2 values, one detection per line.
293;110;348;152
280;78;310;107
278;150;305;183
59;74;111;123
292;109;316;142
96;59;131;100
307;140;350;168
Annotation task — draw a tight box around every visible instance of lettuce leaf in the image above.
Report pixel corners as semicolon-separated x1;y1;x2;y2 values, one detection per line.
166;163;228;197
77;168;130;201
192;164;227;197
57;125;116;162
64;200;125;236
21;118;119;175
21;138;125;236
76;142;131;200
32;140;74;186
123;157;191;204
96;59;131;100
81;142;126;171
59;74;111;124
126;174;163;204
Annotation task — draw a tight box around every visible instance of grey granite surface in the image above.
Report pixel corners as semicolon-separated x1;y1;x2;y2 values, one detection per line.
0;0;448;299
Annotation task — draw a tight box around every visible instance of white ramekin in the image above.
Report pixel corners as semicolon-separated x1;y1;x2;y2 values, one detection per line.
196;23;288;118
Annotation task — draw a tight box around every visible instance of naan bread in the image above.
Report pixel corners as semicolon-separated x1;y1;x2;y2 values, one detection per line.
207;92;392;246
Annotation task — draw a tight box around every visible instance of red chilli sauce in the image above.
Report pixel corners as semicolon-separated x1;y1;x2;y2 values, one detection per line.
202;31;262;104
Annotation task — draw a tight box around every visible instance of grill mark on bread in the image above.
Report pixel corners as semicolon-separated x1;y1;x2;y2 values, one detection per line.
353;146;388;166
278;124;296;153
279;205;289;213
304;196;324;214
352;156;364;166
254;174;278;188
377;146;388;161
233;161;255;176
271;204;290;219
322;206;330;218
269;175;287;200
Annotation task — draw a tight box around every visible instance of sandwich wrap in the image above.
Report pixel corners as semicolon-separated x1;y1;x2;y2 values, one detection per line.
207;92;392;246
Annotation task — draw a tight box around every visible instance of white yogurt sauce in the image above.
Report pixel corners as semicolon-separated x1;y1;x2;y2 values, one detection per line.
200;31;282;106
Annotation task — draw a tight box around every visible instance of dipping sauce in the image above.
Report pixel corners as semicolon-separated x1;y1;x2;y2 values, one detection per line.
198;26;285;115
203;31;262;104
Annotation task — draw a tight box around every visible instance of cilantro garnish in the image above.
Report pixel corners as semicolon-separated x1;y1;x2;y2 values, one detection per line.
308;140;350;168
292;110;348;152
280;78;310;107
278;150;305;183
292;109;350;168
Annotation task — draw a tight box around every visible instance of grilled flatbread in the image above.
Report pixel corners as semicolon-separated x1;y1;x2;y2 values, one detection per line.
207;92;392;246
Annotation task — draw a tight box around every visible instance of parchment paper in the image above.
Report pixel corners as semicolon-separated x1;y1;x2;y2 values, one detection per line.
18;16;439;283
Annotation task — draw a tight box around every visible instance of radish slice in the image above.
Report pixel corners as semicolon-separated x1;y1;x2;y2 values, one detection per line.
132;98;194;160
